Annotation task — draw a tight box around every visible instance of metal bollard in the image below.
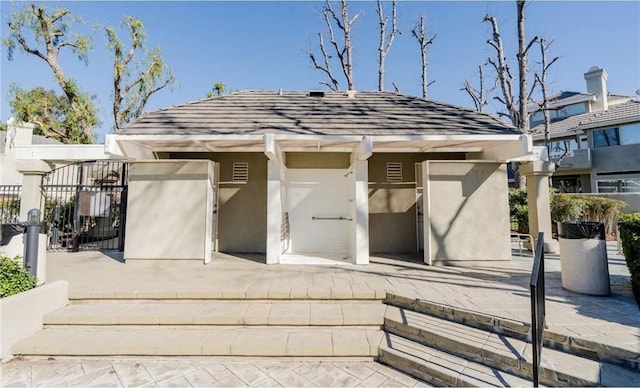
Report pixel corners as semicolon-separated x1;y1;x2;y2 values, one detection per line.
24;208;40;277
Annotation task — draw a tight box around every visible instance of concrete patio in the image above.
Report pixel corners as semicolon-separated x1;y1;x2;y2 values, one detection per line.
41;241;638;354
2;241;638;387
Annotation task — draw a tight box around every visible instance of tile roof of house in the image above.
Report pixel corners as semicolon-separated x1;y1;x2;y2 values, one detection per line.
0;131;61;153
530;100;640;135
122;90;520;136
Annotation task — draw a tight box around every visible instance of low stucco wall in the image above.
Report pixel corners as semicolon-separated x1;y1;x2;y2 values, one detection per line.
0;280;68;361
125;160;212;260
0;234;48;284
424;161;511;264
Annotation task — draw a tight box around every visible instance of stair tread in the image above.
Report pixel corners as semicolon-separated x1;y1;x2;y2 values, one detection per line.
44;301;386;326
380;333;532;387
384;306;640;386
13;326;383;357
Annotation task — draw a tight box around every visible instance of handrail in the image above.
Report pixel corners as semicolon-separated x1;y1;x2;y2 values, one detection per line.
529;232;546;387
311;216;352;221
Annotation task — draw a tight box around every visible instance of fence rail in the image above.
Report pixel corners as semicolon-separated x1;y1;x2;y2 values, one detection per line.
0;185;21;223
529;232;546;387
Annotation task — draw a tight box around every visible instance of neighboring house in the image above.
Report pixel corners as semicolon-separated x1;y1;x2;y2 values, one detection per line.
1;119;61;187
529;66;640;194
102;90;536;265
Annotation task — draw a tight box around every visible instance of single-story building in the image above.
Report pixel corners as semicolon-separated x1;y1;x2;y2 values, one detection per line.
98;90;546;265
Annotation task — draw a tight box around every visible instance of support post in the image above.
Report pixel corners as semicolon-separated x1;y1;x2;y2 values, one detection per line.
266;159;283;264
16;160;52;221
351;160;370;264
520;161;559;253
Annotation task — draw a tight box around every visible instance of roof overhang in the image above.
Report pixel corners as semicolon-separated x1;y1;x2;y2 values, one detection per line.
105;133;534;163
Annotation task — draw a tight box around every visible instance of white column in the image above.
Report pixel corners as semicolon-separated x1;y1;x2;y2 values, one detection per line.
17;160;52;221
266;159;283;264
520;161;559;253
351;160;369;265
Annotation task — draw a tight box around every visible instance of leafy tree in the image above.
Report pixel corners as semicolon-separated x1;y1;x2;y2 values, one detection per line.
9;85;89;143
3;4;98;143
105;16;174;130
207;82;226;98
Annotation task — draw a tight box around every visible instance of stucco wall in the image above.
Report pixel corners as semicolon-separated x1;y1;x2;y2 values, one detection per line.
286;152;350;169
368;153;462;253
166;153;268;253
424;161;511;264
125;160;212;260
214;153;267;253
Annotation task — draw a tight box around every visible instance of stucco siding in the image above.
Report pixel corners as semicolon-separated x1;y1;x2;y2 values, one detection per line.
424;161;511;264
367;153;463;253
286;152;350;169
169;152;268;253
125;160;211;260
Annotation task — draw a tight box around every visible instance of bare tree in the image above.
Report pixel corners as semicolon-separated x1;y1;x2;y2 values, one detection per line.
308;0;361;91
411;15;436;98
462;64;490;112
534;37;559;153
4;5;98;143
376;0;399;92
106;16;174;131
484;1;537;130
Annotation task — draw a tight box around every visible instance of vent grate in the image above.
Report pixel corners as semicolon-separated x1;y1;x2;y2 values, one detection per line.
387;162;402;182
232;162;249;182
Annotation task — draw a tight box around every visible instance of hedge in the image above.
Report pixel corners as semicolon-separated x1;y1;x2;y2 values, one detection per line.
0;255;36;298
618;213;640;308
508;188;626;237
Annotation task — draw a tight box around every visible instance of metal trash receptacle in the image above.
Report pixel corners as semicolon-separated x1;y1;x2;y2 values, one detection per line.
558;221;610;295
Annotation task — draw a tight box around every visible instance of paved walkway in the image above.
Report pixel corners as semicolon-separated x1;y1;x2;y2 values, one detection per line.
1;357;426;387
2;241;638;387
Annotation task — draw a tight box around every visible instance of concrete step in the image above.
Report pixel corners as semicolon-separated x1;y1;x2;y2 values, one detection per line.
379;333;531;387
384;306;640;387
43;301;387;326
13;326;384;357
385;292;640;371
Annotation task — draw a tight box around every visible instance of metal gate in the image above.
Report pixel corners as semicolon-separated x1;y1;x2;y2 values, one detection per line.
40;161;128;252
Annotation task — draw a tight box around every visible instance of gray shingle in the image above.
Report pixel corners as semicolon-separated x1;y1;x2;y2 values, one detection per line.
122;91;519;136
530;100;640;135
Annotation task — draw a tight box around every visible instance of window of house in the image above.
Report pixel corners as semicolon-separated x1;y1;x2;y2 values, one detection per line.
597;178;640;193
232;162;249;182
593;128;620;148
548;138;579;159
386;162;402;182
619;123;640;146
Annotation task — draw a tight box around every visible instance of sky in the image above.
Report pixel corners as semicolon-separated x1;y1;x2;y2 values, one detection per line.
1;0;639;143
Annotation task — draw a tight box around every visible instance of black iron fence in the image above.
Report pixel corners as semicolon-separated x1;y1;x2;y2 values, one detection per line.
0;185;21;223
529;232;546;387
40;161;128;251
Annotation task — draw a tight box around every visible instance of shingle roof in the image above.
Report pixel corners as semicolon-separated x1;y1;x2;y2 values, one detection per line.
122;90;519;136
530;100;640;135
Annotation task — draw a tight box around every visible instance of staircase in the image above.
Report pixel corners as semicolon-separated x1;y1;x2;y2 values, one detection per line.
12;290;640;386
379;292;640;387
12;293;386;358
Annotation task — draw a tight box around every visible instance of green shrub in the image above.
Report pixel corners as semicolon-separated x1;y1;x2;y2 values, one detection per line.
508;188;626;237
0;255;36;298
508;188;529;233
551;193;626;237
618;213;640;308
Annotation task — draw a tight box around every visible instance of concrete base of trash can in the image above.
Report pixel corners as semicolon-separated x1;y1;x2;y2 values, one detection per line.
559;238;610;296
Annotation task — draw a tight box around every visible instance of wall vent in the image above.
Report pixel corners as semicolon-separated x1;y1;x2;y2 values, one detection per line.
309;91;325;98
387;162;403;182
232;162;249;182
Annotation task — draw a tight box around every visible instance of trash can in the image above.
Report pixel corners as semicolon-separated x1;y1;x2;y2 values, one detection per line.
557;221;610;295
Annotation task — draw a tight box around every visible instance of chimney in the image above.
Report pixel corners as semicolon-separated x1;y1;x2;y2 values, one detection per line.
346;90;356;99
584;66;608;111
